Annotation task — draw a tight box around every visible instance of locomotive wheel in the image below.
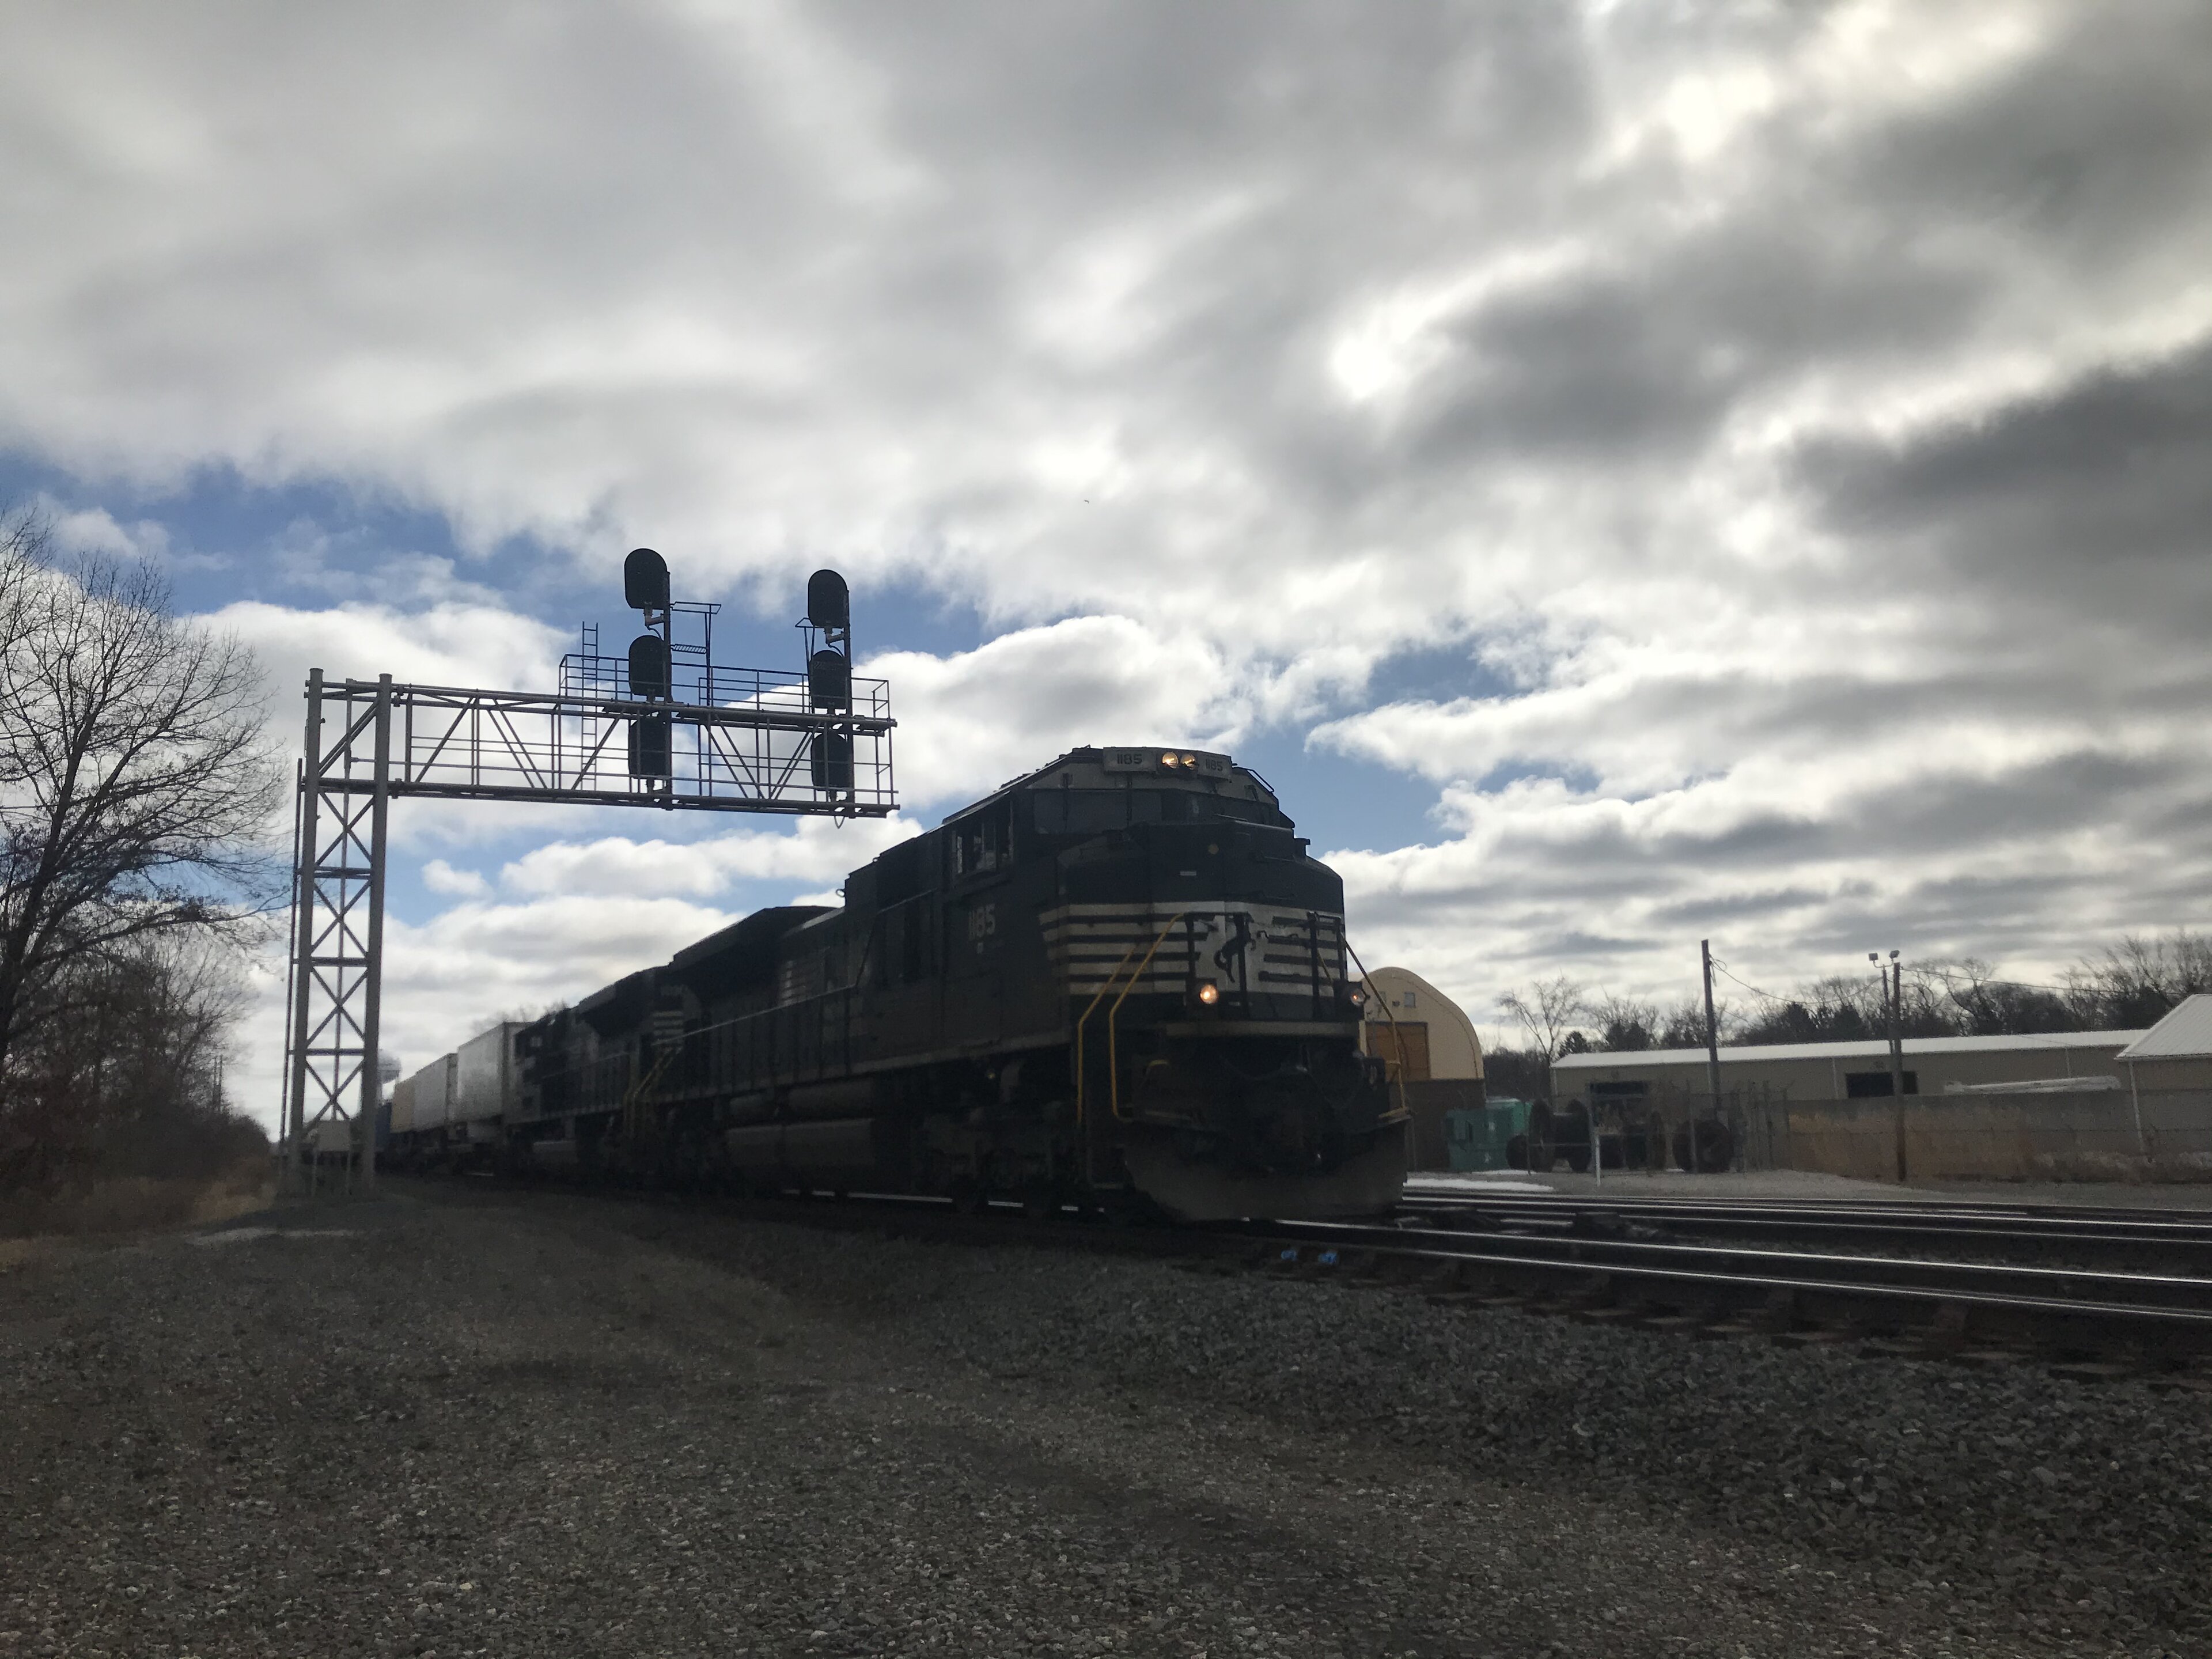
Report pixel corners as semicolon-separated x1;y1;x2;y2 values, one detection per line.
948;1177;987;1216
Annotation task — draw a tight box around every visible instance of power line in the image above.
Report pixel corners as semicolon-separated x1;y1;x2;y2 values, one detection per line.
1918;963;2078;997
1709;957;1788;1005
1720;954;2081;1004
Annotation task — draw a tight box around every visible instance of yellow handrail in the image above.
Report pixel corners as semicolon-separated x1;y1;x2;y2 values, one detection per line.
1343;935;1410;1124
1108;912;1189;1120
621;1040;681;1146
1073;935;1146;1129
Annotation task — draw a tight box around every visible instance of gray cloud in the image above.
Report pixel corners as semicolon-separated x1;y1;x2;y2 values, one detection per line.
1800;339;2212;598
7;1;2212;1069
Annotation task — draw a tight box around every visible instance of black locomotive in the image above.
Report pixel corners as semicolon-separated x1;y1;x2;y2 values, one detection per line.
472;745;1406;1219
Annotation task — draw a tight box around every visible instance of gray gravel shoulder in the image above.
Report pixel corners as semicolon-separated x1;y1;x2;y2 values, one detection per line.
1;1187;2204;1659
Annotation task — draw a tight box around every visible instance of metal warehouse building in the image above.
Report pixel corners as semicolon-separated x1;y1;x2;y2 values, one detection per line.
1552;1002;2212;1183
1552;1028;2152;1107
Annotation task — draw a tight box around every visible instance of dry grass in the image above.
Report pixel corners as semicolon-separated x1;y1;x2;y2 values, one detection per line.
0;1158;274;1242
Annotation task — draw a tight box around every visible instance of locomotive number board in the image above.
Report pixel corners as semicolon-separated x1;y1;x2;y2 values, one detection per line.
1100;747;1233;778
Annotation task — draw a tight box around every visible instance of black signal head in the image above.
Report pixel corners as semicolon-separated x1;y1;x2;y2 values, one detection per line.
628;634;671;700
807;647;851;712
624;547;671;611
806;568;850;631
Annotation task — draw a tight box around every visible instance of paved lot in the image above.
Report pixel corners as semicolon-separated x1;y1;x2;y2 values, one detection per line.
2;1185;2205;1657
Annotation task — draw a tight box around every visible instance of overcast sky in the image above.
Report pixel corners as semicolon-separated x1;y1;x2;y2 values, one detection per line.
5;1;2209;1120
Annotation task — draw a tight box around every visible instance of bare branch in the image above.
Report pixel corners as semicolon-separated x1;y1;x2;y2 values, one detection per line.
0;528;283;1086
1498;974;1589;1095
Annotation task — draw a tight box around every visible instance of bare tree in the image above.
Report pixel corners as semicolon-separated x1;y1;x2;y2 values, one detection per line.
1922;957;2077;1036
1591;991;1660;1052
1658;994;1728;1049
1499;974;1587;1097
1;933;256;1187
0;515;284;1085
2065;931;2212;1029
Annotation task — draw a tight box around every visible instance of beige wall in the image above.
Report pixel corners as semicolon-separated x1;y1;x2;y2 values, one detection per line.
2124;1056;2212;1092
1556;1034;2162;1104
1739;1088;2212;1183
1359;966;1483;1081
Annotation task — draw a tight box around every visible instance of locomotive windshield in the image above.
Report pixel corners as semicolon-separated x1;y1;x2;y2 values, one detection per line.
1032;789;1289;835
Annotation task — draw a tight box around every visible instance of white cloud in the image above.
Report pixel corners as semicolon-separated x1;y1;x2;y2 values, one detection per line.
212;596;565;698
421;858;490;897
498;814;915;899
38;498;173;562
869;614;1249;810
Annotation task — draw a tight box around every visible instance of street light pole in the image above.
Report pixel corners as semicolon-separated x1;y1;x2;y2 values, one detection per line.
1886;950;1906;1103
1873;949;1907;1182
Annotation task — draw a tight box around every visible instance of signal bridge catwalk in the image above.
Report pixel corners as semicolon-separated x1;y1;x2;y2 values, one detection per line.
300;667;895;813
282;556;893;1188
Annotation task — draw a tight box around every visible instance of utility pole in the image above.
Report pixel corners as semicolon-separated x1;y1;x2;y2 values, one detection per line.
1699;939;1722;1173
1873;949;1906;1181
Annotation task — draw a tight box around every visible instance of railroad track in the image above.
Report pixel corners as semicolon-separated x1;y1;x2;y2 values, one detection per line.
1397;1180;2212;1263
390;1176;2212;1382
1249;1215;2212;1382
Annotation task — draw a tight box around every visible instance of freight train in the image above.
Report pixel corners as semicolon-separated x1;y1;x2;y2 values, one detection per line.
385;745;1407;1221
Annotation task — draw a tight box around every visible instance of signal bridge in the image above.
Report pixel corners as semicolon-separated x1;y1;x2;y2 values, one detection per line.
282;556;894;1187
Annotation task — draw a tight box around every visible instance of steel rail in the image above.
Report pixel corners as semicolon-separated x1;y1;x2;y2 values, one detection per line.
1270;1217;2212;1312
1397;1188;2212;1249
391;1175;2212;1364
1400;1179;2212;1224
1256;1235;2212;1357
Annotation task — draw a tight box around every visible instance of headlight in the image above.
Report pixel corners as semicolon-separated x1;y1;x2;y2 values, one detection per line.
1160;751;1179;767
1196;980;1220;1006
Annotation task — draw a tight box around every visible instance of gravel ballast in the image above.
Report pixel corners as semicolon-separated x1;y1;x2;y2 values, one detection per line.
2;1184;2206;1657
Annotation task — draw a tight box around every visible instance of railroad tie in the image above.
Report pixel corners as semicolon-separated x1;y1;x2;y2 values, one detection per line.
1915;1301;1973;1359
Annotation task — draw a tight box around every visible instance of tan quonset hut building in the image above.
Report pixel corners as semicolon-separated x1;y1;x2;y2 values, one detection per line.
1357;966;1483;1171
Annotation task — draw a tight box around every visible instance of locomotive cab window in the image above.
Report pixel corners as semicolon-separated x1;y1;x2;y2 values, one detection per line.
1127;790;1288;827
1032;790;1127;835
1127;790;1196;824
950;799;1013;880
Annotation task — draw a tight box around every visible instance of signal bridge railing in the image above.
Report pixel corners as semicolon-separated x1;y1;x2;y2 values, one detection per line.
312;676;895;815
558;652;889;721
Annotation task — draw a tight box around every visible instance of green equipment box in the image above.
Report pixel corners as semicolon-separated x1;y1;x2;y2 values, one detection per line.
1445;1099;1530;1172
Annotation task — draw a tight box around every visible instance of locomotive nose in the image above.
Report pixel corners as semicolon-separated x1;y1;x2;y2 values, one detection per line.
1260;1104;1327;1166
